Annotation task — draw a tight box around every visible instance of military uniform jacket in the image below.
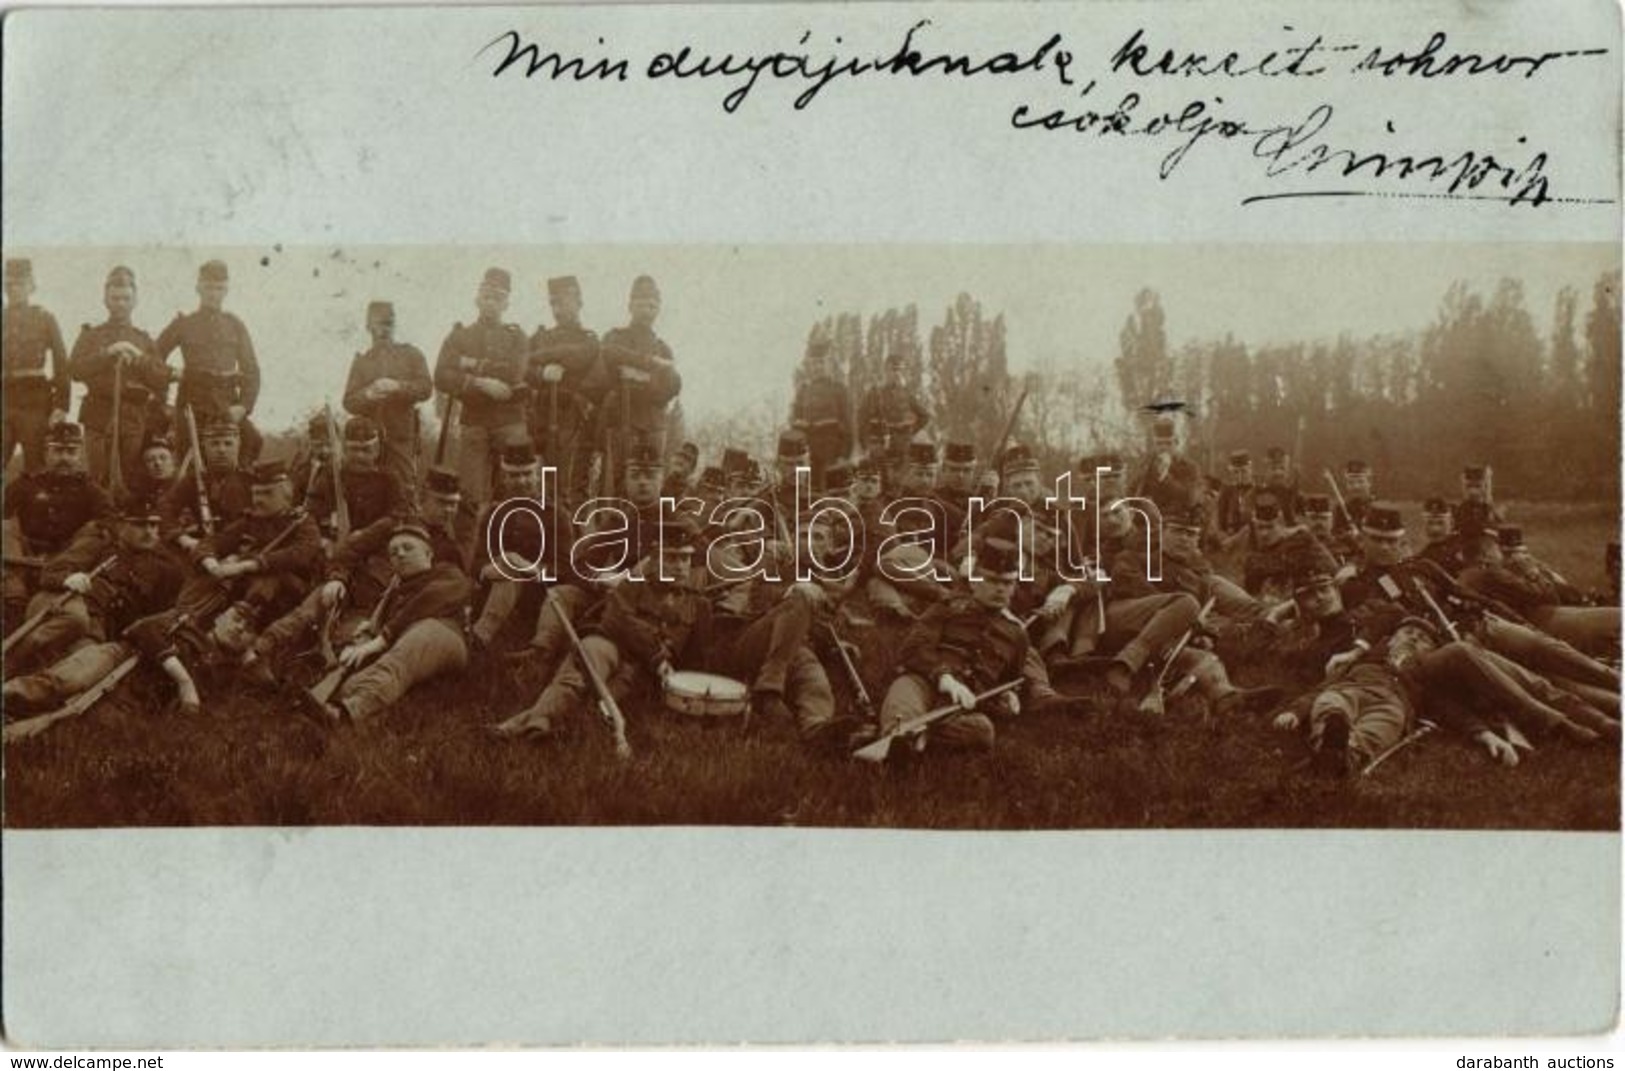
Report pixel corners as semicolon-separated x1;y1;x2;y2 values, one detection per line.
1417;536;1467;577
791;378;852;454
1109;539;1216;604
1457;562;1568;620
1133;455;1203;515
195;510;323;583
1214;484;1255;535
155;308;259;416
1;304;70;411
40;522;185;632
599;577;711;674
1243;528;1336;597
435;319;529;430
377;561;472;644
69;320;169;431
1451;500;1506;538
160;468;253;533
900;594;1029;694
305;466;407;536
3;472;112;555
598;324;681;436
343;342;434;444
1342;557;1517;633
473;498;559;580
526;323;606;433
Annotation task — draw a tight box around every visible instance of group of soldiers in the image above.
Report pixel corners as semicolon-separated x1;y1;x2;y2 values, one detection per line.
3;255;1620;785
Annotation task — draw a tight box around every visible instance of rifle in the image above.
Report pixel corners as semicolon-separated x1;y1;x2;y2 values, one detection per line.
184;405;215;536
1416;584;1463;643
823;621;877;724
308;574;401;707
323;402;350;542
1361;718;1438;777
1140;595;1216;715
551;596;631;760
3;557;117;656
1322;468;1352;529
986;384;1030;474
108;357;127;497
434;395;460;467
4;652;142;743
853;678;1022;763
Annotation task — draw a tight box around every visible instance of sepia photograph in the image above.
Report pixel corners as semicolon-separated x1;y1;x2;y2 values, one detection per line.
3;0;1619;1049
1;243;1619;831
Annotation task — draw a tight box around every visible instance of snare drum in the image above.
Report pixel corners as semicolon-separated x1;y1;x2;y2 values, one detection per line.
663;671;750;718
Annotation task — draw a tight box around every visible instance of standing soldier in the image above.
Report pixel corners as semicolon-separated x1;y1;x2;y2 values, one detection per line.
434;267;530;513
1452;464;1506;537
662;442;699;500
343;300;433;501
1331;459;1375;537
857;351;930;467
155;260;263;466
526;275;605;505
1259;446;1302;523
2;422;112;623
1211;449;1256;549
598;275;681;496
70;266;172;489
1134;414;1202;516
2;258;70;474
789;339;852;490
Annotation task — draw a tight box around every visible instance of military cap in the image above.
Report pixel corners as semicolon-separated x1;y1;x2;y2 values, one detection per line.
1301;494;1332;514
1394;615;1443;641
201;416;241;441
5;258;33;282
105;265;136;288
45;421;84;446
1251;499;1282;523
907;440;940;467
823;459;854;490
625;439;664;471
1344;459;1371;475
140;431;174;455
944;441;977;465
676;441;699;464
366;300;394;319
697;466;727;493
424;466;461;497
306;412;333;437
343;415;381;444
721;447;751;475
1362;505;1405;536
656;520;697;554
1462;465;1488;481
1265;446;1288;462
854;456;882;478
198;260;229;283
499;445;538;472
547;275;581;298
481;267;512;294
1422;496;1451;515
250;459;289;486
777;430;810;460
630;275;660;301
975;536;1023;580
1292;569;1336;594
1163;505;1203;532
1000;444;1038;476
1227;449;1252;466
1496;526;1526;551
390;521;434;548
116;491;164;522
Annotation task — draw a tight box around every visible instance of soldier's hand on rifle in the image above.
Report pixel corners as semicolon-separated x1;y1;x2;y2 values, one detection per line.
1324;648;1362;677
471;377;513;401
108;340;142;362
1037;585;1074;620
340;635;386;668
1475;729;1520;768
998;690;1021;717
48;409;67;426
178;534;201;552
1272;710;1300;731
540;363;565;384
202;556;225;579
320;580;346;609
63;572;94;595
937;673;977;712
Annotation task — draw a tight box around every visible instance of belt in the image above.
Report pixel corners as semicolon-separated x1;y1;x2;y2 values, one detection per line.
185;369;241;379
4;369;49;380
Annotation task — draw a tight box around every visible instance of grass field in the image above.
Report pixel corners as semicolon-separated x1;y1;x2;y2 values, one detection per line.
4;501;1619;830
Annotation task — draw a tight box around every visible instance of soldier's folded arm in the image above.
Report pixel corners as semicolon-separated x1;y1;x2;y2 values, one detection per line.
38;523;113;590
397;345;434;402
434;331;476;397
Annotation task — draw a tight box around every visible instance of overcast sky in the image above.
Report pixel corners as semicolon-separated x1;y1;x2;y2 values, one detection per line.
11;243;1616;432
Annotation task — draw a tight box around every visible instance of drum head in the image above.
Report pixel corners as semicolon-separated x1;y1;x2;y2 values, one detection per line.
663;671;750;717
